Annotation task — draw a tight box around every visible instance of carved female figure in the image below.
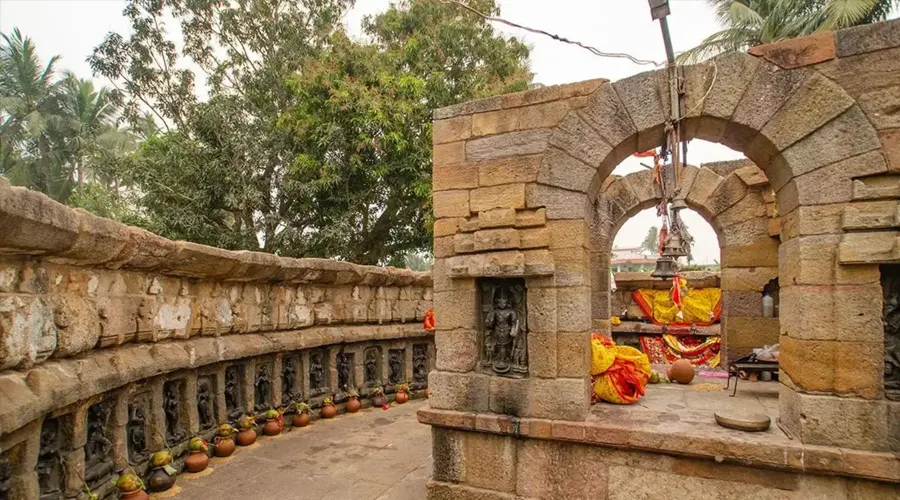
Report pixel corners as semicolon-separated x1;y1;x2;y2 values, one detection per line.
197;379;213;429
310;353;324;392
255;365;271;412
127;404;148;463
484;287;519;374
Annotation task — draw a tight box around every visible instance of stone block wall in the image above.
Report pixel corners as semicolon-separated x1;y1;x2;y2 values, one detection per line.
0;180;434;499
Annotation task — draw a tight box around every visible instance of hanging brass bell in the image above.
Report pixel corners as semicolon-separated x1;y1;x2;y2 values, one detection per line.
650;255;678;279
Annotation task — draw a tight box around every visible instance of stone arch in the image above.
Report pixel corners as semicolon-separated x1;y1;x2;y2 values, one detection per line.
591;162;781;362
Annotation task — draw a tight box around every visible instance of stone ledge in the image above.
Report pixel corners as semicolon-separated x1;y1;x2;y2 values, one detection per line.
0;182;431;286
433;79;609;120
417;406;900;483
0;323;431;437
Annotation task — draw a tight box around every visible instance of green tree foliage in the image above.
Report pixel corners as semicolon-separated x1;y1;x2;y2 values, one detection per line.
679;0;899;62
89;0;530;265
640;226;659;254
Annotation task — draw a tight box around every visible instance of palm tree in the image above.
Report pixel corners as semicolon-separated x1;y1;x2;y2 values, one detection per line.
679;0;900;63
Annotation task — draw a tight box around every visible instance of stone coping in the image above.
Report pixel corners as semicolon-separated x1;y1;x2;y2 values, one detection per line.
433;78;609;120
0;323;430;436
0;179;431;286
613;271;721;289
417;406;900;483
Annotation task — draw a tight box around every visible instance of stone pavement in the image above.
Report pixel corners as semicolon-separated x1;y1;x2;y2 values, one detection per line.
173;400;431;500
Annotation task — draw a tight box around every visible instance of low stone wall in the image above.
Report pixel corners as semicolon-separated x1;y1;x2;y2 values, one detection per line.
0;179;434;499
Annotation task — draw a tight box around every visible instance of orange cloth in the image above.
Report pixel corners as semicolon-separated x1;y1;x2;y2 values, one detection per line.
591;334;652;405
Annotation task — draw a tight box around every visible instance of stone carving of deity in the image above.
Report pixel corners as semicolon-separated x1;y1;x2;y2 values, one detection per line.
413;344;428;382
388;350;403;385
255;365;271;412
482;281;527;376
225;367;242;419
282;358;296;403
164;383;186;444
84;402;113;484
127;403;148;464
364;348;378;385
310;353;325;392
38;420;62;500
883;268;900;400
337;353;351;390
197;379;213;429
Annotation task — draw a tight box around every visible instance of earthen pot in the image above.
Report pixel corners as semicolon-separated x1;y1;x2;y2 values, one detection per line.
147;467;177;492
395;391;409;404
320;403;337;419
262;418;282;436
371;393;387;407
292;411;311;428
214;436;235;457
236;428;257;446
184;450;209;473
346;396;361;413
121;490;150;500
668;359;695;384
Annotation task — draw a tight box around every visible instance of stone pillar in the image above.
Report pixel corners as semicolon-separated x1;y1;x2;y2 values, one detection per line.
214;366;227;424
61;405;87;498
272;354;283;408
184;372;200;435
147;379;166;451
110;392;129;470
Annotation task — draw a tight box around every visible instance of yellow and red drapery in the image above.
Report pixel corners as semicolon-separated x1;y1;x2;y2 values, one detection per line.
631;278;722;327
591;334;652;405
640;334;721;367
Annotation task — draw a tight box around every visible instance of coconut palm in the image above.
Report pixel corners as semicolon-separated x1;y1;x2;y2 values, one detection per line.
679;0;900;63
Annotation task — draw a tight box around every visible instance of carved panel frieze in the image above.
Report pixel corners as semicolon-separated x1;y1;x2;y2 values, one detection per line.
163;380;186;445
388;349;405;385
0;452;11;500
282;355;299;404
882;265;900;401
127;395;150;464
38;418;63;500
197;376;215;430
225;365;243;420
84;400;114;486
254;362;273;412
364;347;380;386
413;344;428;383
336;352;353;391
309;351;328;396
479;278;527;377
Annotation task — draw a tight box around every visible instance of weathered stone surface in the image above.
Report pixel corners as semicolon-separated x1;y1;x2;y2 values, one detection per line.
841;200;900;230
434;141;466;167
517;100;573;130
525;184;587;220
611;70;668;147
579;84;637;151
434;218;459;238
428;371;490;412
721;238;780;268
433;163;478;191
473;228;520;252
749;32;836;69
779;151;888;215
852;173;900;200
477;155;543;186
434;328;478;372
547;114;614;168
0;183;79;255
466;129;551;163
721;267;778;292
537;148;596;192
470;184;526;213
729;62;811;150
685;168;723;217
514;208;546;228
882;129;900;172
858;85;900;131
701;53;763;124
518;227;549;249
454;232;475;254
472;108;518;137
835;18;900;57
433;190;471;218
837;231;899;264
779;385;889;451
706;172;750;216
783;234;880;285
433;115;472;144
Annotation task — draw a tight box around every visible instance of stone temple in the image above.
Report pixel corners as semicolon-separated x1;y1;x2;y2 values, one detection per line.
1;18;899;500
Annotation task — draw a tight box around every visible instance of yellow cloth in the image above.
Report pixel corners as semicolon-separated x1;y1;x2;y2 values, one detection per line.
634;287;721;325
591;336;652;405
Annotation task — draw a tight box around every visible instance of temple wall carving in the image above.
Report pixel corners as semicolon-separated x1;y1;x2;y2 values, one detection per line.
0;179;434;499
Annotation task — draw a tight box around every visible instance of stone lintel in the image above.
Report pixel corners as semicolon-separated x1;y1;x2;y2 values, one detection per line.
416;407;900;484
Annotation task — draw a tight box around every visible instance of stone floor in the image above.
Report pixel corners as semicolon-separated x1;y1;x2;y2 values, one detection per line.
172;400;432;500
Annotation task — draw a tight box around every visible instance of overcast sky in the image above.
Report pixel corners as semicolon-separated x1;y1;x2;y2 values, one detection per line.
0;0;759;264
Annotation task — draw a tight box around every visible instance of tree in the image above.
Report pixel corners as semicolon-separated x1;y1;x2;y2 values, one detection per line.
90;0;530;265
640;226;659;255
679;0;899;62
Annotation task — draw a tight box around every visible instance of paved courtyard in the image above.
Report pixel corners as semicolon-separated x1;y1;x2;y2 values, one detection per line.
173;400;432;500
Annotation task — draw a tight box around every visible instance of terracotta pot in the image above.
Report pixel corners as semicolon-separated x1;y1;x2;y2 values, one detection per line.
346;396;361;413
214;436;235;457
263;419;282;436
371;394;387;407
292;411;311;428
236;428;257;446
669;359;695;385
184;450;209;473
147;467;177;492
121;489;150;500
395;391;409;404
320;403;337;419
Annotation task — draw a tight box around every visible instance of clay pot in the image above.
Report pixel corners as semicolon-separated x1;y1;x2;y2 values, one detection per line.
346;396;361;413
184;450;209;473
146;467;177;492
320;403;337;419
262;418;282;436
236;428;257;446
371;393;387;407
395;390;409;404
121;490;150;500
668;359;695;385
214;436;235;457
292;411;311;428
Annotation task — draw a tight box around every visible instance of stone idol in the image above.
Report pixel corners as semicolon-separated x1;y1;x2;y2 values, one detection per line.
480;279;527;376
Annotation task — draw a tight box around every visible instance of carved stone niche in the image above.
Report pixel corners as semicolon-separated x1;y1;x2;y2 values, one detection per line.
84;399;115;487
336;351;354;392
163;380;187;445
127;393;151;465
38;418;63;500
196;376;216;431
412;343;429;387
388;349;405;386
282;355;300;405
254;362;274;412
308;350;329;397
0;450;11;500
479;278;528;378
881;265;900;401
363;347;381;387
224;365;244;420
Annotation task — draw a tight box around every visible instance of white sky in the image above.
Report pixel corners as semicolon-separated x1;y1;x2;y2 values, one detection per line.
0;0;758;264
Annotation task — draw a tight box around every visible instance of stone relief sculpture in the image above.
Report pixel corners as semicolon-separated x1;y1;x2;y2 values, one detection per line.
388;350;403;385
164;382;186;444
310;352;325;395
197;378;214;429
127;402;149;464
413;344;428;383
481;279;527;376
0;454;13;500
84;401;114;485
282;357;297;403
38;419;62;500
225;366;243;419
337;353;351;390
882;266;900;401
255;365;272;412
364;348;379;385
